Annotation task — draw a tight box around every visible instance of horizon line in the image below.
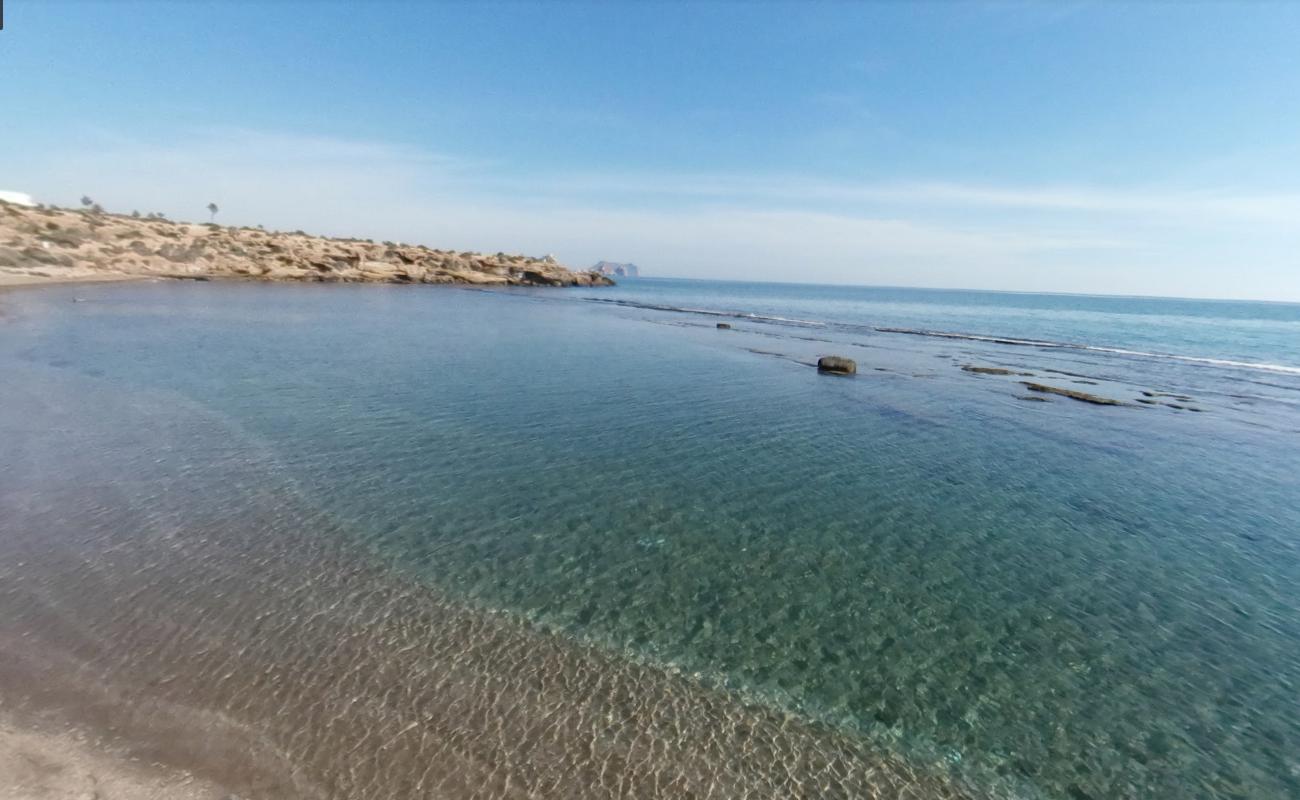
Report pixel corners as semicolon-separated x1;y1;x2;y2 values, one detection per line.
627;274;1300;307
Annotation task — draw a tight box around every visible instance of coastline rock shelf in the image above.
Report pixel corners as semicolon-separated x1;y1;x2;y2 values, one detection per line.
0;201;613;288
1021;381;1125;406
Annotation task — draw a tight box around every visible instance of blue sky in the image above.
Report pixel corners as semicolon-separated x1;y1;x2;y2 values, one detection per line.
3;1;1299;299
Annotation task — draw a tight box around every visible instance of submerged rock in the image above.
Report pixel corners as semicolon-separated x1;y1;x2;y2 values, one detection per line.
817;356;857;375
962;364;1033;376
1021;382;1125;406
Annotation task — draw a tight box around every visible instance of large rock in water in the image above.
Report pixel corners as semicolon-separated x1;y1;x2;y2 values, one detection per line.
817;356;856;375
592;260;639;277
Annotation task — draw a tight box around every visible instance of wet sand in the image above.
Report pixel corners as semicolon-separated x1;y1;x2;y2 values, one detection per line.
0;269;144;290
0;714;234;800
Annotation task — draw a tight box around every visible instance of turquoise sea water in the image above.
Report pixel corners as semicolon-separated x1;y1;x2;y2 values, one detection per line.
1;279;1298;799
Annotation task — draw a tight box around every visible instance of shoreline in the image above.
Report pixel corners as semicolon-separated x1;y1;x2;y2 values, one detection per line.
0;350;984;800
0;269;148;291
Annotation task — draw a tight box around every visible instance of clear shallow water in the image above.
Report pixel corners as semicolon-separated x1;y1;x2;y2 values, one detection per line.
1;280;1298;800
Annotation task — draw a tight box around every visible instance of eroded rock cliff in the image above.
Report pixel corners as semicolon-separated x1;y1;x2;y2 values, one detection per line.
0;202;613;288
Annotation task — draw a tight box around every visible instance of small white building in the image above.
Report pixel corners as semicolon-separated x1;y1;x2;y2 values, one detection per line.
0;190;37;207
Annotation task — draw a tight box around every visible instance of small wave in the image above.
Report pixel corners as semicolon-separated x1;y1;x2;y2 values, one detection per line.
1089;348;1300;376
880;327;1300;374
587;298;1300;376
874;327;1060;348
586;297;827;327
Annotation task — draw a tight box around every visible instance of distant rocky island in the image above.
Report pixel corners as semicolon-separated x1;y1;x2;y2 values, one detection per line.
0;198;614;288
593;261;639;278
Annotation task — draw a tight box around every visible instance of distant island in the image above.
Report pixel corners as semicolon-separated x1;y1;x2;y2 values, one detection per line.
0;197;614;289
593;260;640;278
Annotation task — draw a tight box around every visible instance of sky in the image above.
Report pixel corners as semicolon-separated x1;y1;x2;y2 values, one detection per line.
2;1;1299;300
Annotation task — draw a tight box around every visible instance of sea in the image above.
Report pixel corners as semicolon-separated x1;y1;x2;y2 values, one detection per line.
1;277;1297;800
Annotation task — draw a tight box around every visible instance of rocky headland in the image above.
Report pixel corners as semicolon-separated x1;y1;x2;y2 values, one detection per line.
0;200;614;288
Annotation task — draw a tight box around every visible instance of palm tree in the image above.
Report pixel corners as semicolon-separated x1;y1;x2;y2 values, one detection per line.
207;202;219;222
80;195;93;208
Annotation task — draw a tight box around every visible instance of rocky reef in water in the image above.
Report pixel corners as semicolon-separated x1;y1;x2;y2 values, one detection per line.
593;260;639;278
0;201;614;288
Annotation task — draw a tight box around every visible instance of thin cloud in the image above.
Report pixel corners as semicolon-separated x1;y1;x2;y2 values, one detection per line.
492;170;1300;226
7;127;1298;300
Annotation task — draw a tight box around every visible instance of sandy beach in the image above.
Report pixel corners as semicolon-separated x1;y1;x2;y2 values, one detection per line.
0;270;145;290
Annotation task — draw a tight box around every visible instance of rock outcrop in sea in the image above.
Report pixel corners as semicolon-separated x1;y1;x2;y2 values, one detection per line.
0;201;614;288
593;260;639;278
817;355;857;374
1020;381;1125;405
